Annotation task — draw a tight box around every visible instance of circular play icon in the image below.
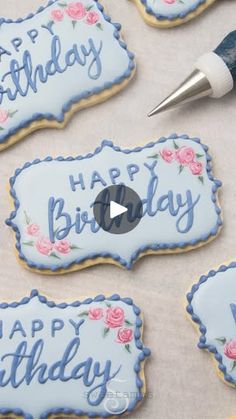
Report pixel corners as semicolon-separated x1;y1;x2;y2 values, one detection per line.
93;185;143;234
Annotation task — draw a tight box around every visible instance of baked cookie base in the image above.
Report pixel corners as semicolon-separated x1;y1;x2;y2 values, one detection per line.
0;70;135;152
16;229;222;275
0;0;136;152
131;0;217;28
7;134;222;275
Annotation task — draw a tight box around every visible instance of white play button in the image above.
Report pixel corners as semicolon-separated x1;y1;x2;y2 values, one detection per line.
93;185;143;234
110;201;128;219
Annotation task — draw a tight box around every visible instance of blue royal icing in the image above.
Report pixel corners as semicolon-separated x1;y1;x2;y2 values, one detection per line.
6;134;222;273
138;0;211;22
0;290;150;418
0;0;135;148
186;262;236;388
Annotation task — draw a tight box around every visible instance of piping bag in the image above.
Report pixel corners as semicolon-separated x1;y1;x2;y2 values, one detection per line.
148;31;236;116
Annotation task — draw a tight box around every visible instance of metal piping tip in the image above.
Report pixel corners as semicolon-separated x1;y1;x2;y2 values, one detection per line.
148;69;213;117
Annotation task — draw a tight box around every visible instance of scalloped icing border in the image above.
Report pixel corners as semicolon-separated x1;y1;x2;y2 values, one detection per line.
186;262;236;389
0;290;151;419
6;133;223;274
131;0;217;28
0;0;135;151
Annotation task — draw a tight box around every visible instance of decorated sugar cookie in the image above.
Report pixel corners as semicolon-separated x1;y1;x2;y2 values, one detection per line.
0;290;150;418
186;262;236;388
0;0;135;151
131;0;217;28
6;134;222;274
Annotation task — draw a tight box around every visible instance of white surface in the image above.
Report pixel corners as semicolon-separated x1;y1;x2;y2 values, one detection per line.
1;0;236;418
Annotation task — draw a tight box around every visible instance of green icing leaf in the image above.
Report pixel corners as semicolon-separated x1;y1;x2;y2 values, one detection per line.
23;241;34;247
24;211;31;225
86;5;93;10
196;153;204;158
72;20;77;29
8;110;18;118
0;127;4;131
50;252;61;260
125;344;131;353
58;2;67;7
198;176;204;184
70;244;81;250
105;302;111;308
125;319;133;326
215;337;226;345
173;140;179;150
148;154;158;159
231;360;236;371
78;311;89;317
103;327;110;338
179;165;184;174
96;23;103;30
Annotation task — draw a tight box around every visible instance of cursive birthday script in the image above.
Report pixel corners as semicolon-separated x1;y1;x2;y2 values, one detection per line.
0;316;121;406
0;23;103;104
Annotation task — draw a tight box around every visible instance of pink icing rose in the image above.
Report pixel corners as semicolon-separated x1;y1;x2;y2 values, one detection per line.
51;9;64;21
66;2;86;20
86;11;99;25
189;161;203;176
224;341;236;360
105;307;125;328
27;224;40;237
54;240;71;254
176;147;195;165
160;148;176;163
89;308;103;320
36;237;54;256
164;0;176;3
0;109;9;124
117;328;133;344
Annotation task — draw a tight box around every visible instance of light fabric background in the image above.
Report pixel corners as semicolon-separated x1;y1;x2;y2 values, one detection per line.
1;1;236;418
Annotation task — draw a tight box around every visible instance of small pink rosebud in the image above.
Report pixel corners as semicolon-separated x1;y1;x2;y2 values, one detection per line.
105;307;125;328
66;2;86;20
36;237;54;256
0;109;9;124
176;147;195;165
160;148;176;163
189;161;203;176
54;240;71;254
89;308;103;320
27;224;40;237
86;11;99;25
224;340;236;360
117;328;133;344
51;9;64;22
